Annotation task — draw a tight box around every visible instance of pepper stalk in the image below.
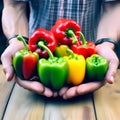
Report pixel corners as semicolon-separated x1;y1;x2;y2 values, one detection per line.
38;41;54;59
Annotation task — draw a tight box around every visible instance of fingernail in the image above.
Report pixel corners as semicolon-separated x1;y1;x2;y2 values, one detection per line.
6;73;11;81
109;76;114;84
5;73;8;79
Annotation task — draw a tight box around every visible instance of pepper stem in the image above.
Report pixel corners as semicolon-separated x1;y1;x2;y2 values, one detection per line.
17;35;28;51
79;32;87;47
66;48;75;58
67;30;78;44
38;41;54;59
91;55;100;65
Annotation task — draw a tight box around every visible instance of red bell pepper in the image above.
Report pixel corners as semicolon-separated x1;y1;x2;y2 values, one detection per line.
51;18;81;46
28;28;57;58
13;36;39;80
71;32;96;58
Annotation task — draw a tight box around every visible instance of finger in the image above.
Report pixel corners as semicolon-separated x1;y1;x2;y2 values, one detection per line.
1;51;14;81
63;82;104;99
15;77;54;98
2;65;14;81
96;44;119;84
76;82;104;95
59;87;69;96
1;41;24;81
63;86;77;99
43;87;54;98
105;55;119;84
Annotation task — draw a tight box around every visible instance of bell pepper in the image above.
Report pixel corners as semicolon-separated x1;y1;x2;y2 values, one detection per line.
51;18;81;45
28;28;57;58
54;44;70;57
71;32;96;58
13;35;39;80
86;54;109;81
37;41;68;90
64;49;86;85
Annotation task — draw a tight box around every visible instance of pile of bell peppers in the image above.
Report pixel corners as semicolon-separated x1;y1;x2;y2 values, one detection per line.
12;18;109;90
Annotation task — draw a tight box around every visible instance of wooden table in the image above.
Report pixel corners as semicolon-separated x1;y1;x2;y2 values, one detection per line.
0;64;120;120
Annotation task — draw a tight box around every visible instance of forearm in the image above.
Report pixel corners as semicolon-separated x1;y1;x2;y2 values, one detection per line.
2;1;29;44
97;2;120;43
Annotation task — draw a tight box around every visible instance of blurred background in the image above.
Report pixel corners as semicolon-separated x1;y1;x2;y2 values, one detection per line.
0;1;7;63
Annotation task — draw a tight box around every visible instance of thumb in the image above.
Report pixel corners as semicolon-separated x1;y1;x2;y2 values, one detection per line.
105;58;119;84
1;53;14;81
2;64;14;81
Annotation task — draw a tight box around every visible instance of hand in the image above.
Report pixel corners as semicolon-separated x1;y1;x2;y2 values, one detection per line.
59;42;119;99
1;40;58;98
96;42;119;83
1;39;24;81
59;82;104;99
14;76;58;98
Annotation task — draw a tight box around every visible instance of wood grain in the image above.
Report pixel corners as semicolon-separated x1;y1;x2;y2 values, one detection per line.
3;84;45;120
94;69;120;120
44;95;96;120
1;67;95;120
3;84;95;120
0;65;15;120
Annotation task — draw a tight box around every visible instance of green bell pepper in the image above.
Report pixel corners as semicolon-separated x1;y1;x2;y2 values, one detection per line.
37;41;68;90
86;54;109;81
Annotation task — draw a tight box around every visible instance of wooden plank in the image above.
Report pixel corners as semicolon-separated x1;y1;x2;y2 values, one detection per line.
44;94;96;120
3;84;45;120
2;78;96;120
0;65;15;120
94;69;120;120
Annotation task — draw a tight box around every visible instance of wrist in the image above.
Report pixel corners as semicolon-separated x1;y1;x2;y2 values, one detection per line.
95;38;118;50
7;34;28;44
7;35;28;50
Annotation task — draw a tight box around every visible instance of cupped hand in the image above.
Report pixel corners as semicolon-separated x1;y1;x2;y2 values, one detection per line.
14;76;58;98
59;82;104;99
1;39;24;81
96;42;119;83
59;43;119;100
1;39;58;98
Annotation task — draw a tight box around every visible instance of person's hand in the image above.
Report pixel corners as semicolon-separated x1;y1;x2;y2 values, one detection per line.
14;76;58;98
1;39;24;81
59;42;119;99
1;40;57;98
96;42;119;83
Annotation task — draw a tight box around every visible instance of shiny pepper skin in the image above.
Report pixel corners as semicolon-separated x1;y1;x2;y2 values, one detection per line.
64;49;86;85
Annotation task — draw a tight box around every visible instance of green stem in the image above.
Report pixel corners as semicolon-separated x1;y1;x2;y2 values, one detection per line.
79;32;87;47
66;48;75;58
91;55;100;65
17;35;28;51
67;30;78;44
38;41;54;59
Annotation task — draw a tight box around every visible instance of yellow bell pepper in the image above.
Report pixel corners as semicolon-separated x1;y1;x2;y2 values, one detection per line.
54;44;70;57
65;49;86;85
